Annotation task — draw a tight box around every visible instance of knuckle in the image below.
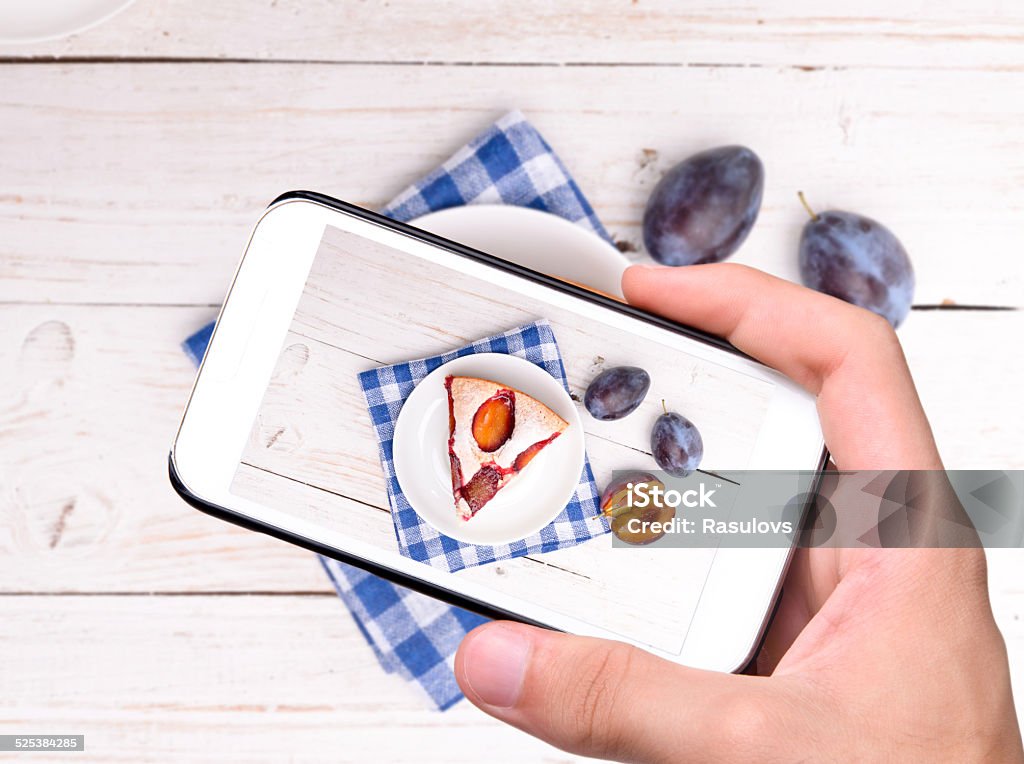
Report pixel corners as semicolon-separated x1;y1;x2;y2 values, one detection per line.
835;306;904;372
858;308;900;348
712;693;784;759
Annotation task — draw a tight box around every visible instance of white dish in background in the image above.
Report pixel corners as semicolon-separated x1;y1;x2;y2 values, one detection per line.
410;205;630;298
0;0;136;44
392;353;585;547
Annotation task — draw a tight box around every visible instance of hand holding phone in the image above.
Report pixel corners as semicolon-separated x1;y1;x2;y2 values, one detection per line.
454;264;1022;763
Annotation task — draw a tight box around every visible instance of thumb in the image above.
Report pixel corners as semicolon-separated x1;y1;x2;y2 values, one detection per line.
454;621;796;762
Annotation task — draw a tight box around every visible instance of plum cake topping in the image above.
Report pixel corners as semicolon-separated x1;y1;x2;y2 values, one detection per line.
471;391;515;452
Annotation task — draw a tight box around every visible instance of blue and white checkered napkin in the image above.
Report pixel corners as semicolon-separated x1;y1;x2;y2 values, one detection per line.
383;109;609;242
359;320;606;574
319;558;487;711
182;110;613;709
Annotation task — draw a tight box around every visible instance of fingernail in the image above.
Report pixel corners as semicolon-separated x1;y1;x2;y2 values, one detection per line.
461;623;531;708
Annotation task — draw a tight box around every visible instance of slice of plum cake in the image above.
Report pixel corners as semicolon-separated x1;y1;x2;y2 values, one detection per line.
445;375;568;520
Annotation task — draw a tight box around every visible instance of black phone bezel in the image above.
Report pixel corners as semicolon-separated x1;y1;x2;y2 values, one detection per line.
168;190;829;668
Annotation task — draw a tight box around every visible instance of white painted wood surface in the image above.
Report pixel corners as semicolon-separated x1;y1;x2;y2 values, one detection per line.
0;595;573;763
3;0;1023;71
0;2;1021;760
0;64;1022;306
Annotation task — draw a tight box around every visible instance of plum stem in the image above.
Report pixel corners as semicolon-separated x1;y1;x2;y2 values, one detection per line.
797;191;820;222
661;399;668;415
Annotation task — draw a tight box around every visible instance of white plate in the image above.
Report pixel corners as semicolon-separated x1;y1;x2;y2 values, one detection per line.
0;0;136;44
410;205;629;298
392;353;585;546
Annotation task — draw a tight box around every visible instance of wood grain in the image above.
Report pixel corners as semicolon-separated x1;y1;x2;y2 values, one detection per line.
0;304;1019;595
0;64;1022;306
0;591;1019;761
0;595;582;763
2;1;1022;71
2;3;1023;744
0;304;327;593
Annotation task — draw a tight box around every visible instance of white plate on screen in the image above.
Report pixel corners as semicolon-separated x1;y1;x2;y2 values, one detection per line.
392;353;586;547
0;0;135;44
410;205;630;298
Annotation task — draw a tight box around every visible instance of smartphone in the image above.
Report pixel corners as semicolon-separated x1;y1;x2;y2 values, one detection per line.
170;192;826;672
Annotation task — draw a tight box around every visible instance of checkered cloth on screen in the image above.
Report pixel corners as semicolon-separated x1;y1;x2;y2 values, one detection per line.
181;110;613;710
358;320;606;574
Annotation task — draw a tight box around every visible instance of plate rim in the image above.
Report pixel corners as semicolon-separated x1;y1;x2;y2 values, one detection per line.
409;204;630;293
0;0;137;44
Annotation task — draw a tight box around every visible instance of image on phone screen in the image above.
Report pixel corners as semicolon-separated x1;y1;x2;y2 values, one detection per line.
229;223;781;655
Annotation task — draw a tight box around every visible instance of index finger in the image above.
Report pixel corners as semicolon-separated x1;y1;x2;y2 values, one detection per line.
621;264;941;470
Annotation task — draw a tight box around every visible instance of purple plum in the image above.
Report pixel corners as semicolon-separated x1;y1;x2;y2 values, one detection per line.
798;196;914;327
642;145;764;266
584;366;651;421
651;410;703;477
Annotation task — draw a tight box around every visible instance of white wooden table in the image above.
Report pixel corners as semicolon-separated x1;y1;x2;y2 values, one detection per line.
1;2;1021;760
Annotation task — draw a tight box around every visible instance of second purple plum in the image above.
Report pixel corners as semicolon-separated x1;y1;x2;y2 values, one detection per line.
799;209;914;328
651;411;703;477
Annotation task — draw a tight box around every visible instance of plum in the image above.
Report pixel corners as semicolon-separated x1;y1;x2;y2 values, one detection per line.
651;407;703;477
599;471;664;519
472;390;515;452
798;193;914;328
642;145;764;266
600;472;675;545
584;366;650;421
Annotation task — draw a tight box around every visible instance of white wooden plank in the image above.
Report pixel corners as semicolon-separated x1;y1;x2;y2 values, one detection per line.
1;64;1022;306
1;0;1022;71
0;303;1019;593
0;594;586;763
0;591;1020;759
0;305;1020;594
899;309;1024;469
0;304;330;593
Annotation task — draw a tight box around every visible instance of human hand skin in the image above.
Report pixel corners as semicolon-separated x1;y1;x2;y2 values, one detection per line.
454;264;1024;763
